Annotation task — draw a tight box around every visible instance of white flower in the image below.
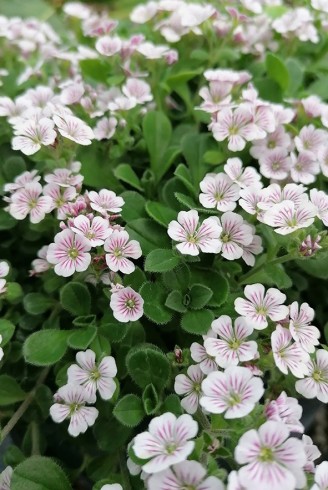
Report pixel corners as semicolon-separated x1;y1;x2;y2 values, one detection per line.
12;117;56;155
199;173;240;212
53;114;94;145
263;200;317;235
295;349;328;403
174;364;205;414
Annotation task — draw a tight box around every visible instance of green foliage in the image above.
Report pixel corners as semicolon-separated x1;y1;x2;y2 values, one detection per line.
0;375;26;406
11;456;72;490
139;281;173;324
126;344;170;389
23;330;69;366
144;249;180;273
113;394;145;427
60;282;91;316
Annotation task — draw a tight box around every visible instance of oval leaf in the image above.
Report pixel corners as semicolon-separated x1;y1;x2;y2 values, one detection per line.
23;330;69;366
11;456;72;490
144;249;180;273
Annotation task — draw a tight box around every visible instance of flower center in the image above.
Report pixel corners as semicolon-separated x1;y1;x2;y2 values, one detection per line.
193;382;201;394
187;233;198;244
295;164;303;171
90;368;101;381
68;247;79;259
125;298;136;309
271;161;280;170
229;338;241;350
165;442;177;454
227;391;241;407
255;305;267;315
86;230;96;239
69;403;82;415
259;446;274;462
55;197;65;207
29;198;38;209
221;233;230;243
229;125;239;135
113;248;123;257
286;218;298;227
214;192;223;202
313;369;322;382
268;140;276;149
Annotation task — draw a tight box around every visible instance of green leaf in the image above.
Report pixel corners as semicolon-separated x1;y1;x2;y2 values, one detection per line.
165;290;187;313
266;53;289;92
142;111;177;181
94;414;132;454
190;270;229;307
67;326;97;350
174;192;198;210
296;255;328;279
11;456;72;490
161;394;184;416
100;322;129;343
113;394;145;427
23;330;69;366
174;164;195;195
126;344;170;389
163;264;191;292
80;59;109;83
0;210;16;230
0;375;26;406
123;266;146;291
0;319;15;346
166;69;203;86
60;282;91;316
3;156;26;181
125;218;171;255
72;315;96;328
145;249;180;273
23;293;54;315
139;282;173;324
142;383;161;415
181;133;211;188
90;335;111;359
114;164;143;192
0;0;54;18
255;79;283;103
286;58;304;95
5;282;23;303
189;284;213;309
181;310;215;335
145;201;177;228
203;150;226;165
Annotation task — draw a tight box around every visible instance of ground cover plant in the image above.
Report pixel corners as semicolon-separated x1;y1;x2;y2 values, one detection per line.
0;0;328;488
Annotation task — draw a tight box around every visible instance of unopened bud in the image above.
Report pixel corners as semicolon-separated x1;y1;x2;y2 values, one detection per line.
299;235;321;257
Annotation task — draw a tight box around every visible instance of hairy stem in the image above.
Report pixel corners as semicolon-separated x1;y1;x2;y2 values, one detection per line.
238;254;294;284
196;409;211;430
1;368;49;442
119;451;132;490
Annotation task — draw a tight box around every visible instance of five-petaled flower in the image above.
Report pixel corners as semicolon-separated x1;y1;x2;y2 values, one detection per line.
104;230;142;274
47;228;91;277
110;286;144;322
174;364;205;414
295;349;328;403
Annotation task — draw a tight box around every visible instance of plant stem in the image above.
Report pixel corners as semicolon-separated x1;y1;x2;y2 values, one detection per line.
119;451;132;490
1;368;49;442
31;421;40;455
238;254;294;284
196;409;211;430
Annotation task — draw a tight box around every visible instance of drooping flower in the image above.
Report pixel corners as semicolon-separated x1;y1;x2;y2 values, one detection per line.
60;82;85;105
289;301;320;353
234;284;289;330
174;364;205;414
12;117;56;155
110;286;144;323
263;200;317;235
47;229;91;277
218;212;253;260
67;349;117;403
200;366;264;418
147;460;224;490
295;349;328;403
299;234;322;257
211;106;262;152
235;421;306;490
133;412;198;474
30;245;50;275
70;215;112;247
199;173;240;212
311;461;328;490
264;391;304;433
271;325;310;378
204;316;258;368
302;435;321;473
50;384;99;437
167;210;222;256
8;182;52;223
241;232;263;267
53;114;94;145
104;230;142;274
88;189;124;215
258;183;307;211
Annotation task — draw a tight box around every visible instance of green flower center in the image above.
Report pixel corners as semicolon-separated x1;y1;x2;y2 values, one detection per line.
286;218;298;227
68;247;79;259
271;162;280;170
193;382;201;394
313;369;322;382
255;305;267;315
165;442;177;454
69;403;82;415
259;446;274;462
90;368;101;381
229;125;239;135
229;338;241;350
214;192;223;202
113;248;123;257
29;199;38;209
221;233;230;243
227;391;241;407
187;233;198;244
86;231;96;240
126;299;135;309
55;197;65;207
268;141;276;149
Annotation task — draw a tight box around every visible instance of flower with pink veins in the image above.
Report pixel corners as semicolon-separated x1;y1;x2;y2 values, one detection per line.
9;182;52;223
53;114;94;145
190;339;218;375
289;301;320;353
258;148;292;180
317;144;328;177
204;316;258;368
301;95;323;118
227;471;245;490
263;199;317;235
44;168;83;188
295;349;328;403
110;286;144;323
4;170;40;194
235;421;306;490
94;117;117;140
200;366;264;418
60;82;85;105
70;215;112;247
311;461;328;490
239;187;265;216
218;212;253;261
224;157;262;189
88;189;124;215
310;188;328;226
250;126;293;160
302;435;321;473
12;117;56;155
50;384;99;437
30;245;50;275
271;325;310;378
299;234;322;256
234;284;289;330
199;173;240;212
295;125;326;156
264;391;304;433
122;78;153;104
130;2;158;23
167;210;222;256
174;364;205;414
104;230;142;274
148;460;224;490
0;465;12;490
198;81;232;113
43;184;77;219
67;349;117;403
242;233;263;267
211;106;263;152
290;151;320;184
258;183;307;211
46;229;91;277
95;36;122;56
133;412;198;474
